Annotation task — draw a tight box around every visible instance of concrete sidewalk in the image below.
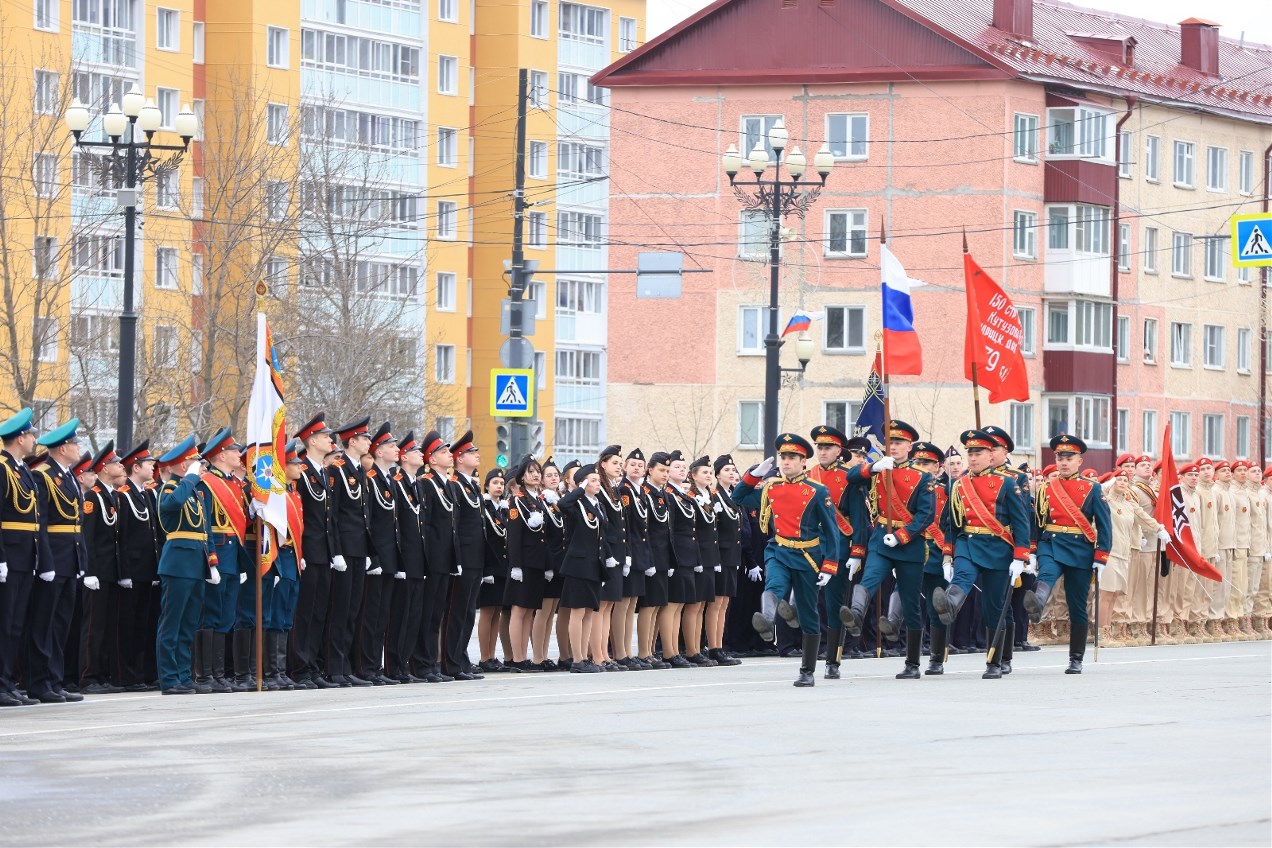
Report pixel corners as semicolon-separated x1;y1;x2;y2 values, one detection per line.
1;640;1268;846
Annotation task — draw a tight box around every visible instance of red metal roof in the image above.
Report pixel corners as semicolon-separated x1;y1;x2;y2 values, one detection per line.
594;0;1272;122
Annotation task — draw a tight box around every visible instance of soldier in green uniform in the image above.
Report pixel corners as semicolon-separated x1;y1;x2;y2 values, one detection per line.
733;433;840;688
154;435;220;695
1023;434;1113;674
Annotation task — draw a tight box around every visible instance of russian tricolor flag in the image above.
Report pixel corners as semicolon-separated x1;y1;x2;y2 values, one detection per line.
880;244;923;376
781;311;822;337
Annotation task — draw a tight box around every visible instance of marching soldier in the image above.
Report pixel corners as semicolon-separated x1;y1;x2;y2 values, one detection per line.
840;422;935;680
981;426;1037;654
357;422;399;685
80;442;124;694
1023;434;1113;674
197;429;250;693
734;433;840;687
931;429;1033;680
912;444;952;675
0;408;41;707
1245;464;1269;637
442;430;486;680
803;425;855;678
290;412;342;689
25;419;87;703
386;433;426;682
327;418;374;687
415;430;459;682
155;436;218;695
115;442;162;691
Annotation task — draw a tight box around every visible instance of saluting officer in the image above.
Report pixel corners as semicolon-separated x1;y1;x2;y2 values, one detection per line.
1024;434;1113;674
357;422;399;685
327;418;374;687
26;419;87;703
0;408;42;707
841;421;936;680
932;429;1033;680
290;413;342;689
80;441;124;694
154;436;219;695
442;430;486;680
734;433;840;688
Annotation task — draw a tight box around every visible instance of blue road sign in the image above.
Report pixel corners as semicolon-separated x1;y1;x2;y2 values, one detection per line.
1232;213;1272;267
490;369;534;418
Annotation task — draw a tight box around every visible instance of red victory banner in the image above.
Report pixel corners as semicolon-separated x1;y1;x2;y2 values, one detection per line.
1155;424;1222;581
963;252;1030;404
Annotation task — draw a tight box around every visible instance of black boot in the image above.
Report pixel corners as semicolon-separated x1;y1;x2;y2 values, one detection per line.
231;629;255;692
1023;581;1051;623
824;628;844;679
1065;622;1087;674
208;631;232;693
932;584;965;626
751;591;779;642
896;629;922;679
878;591;903;642
1000;634;1014;675
982;629;1006;679
838;584;870;637
794;632;819;687
193;630;213;694
926;626;947;675
776;597;800;630
262;631;281;691
274;632;296;689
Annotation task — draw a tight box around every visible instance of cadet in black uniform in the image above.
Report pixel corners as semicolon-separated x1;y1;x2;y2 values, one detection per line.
504;457;547;671
415;430;459;682
442;430;486;680
114;442;161;692
539;459;569;668
358;422;399;685
616;449;649;669
386;432;426;683
637;452;673;669
684;456;719;666
661;451;698;668
595;445;627;671
0;409;41;707
558;464;608;672
290;413;342;689
80;442;123;693
708;454;743;666
327;418;374;687
477;468;509;672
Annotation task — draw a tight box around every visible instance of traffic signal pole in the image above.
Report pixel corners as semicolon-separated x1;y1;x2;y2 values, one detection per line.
507;68;531;463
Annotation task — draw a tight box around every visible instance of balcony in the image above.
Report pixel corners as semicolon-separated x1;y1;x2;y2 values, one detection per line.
300;70;420;112
558;36;609;71
555;311;606;347
1044;158;1116;206
556;106;609;139
301;0;423;34
71;29;138;67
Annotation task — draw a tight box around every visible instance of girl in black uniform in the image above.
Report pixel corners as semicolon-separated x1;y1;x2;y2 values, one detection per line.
708;455;743;666
617;449;650;669
661;451;699;668
477;468;508;672
504;458;548;671
637;452;673;669
558;464;607;673
595;445;627;671
684;456;719;666
533;459;567;670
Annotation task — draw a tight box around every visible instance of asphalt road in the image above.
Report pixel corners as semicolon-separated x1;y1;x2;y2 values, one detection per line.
1;640;1269;847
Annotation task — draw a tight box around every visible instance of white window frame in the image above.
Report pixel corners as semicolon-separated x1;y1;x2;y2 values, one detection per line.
1116;315;1130;363
193;21;205;64
1173;140;1195;188
1118;130;1132;178
33;235;57;280
1238;150;1254;195
1169;321;1192;368
738;400;764;449
267;26;289;68
823;305;866;354
434;344;456;384
1202;414;1224;458
438;0;457;23
619;17;637;52
34;0;58;31
1046;106;1113;162
436;201;457;239
529;70;548;109
437;127;457;167
267;103;288;145
1116;408;1129;453
1143;226;1158;274
528;140;547;179
1144;135;1160;182
156;88;178;130
1202;324;1225;370
739;210;768;260
436;271;456;311
1171;231;1192;278
1012;113;1039;163
1045;394;1112;448
738;305;764;356
527;211;546;249
154;246;178;290
1013;210;1037;259
1203;237;1227;282
438;55;458;95
156;7;179;51
530;0;548;38
1117;223;1131;271
740;115;783;161
155;169;178;209
1169;411;1190;457
1010;402;1035;451
825;208;867;258
35;317;58;363
1235;416;1249;459
1044;299;1113;352
826;113;869;161
1205;146;1227;192
33;153;57;198
1141;410;1158;454
1142;317;1158;364
1236;327;1252;374
34;70;59;116
822;401;862;435
1017;306;1036;357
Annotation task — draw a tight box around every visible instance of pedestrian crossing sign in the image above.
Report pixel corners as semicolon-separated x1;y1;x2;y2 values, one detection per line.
1231;213;1272;267
490;369;535;418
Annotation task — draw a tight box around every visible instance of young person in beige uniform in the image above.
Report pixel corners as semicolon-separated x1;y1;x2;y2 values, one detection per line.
1102;470;1168;647
1126;456;1162;643
1224;462;1254;638
1253;467;1272;635
1241;463;1268;637
1211;461;1241;638
1190;459;1222;639
1171;463;1202;643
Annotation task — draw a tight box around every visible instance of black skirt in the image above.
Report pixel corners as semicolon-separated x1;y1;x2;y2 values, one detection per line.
695;566;717;604
668;570;697;605
622;564;646;598
638;571;669;609
560;575;600;611
503;568;546;609
600;568;624;602
713;564;738;598
542;566;563;600
478;575;507;608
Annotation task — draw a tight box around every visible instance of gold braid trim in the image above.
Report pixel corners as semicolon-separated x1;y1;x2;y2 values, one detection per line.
4;461;37;516
38;469;79;522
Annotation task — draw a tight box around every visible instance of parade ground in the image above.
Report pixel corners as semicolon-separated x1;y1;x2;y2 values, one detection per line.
1;640;1268;847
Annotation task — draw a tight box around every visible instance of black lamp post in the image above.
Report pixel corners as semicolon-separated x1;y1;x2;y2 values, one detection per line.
65;85;198;452
723;121;832;454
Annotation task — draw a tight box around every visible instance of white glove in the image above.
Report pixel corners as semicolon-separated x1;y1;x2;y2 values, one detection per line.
667;568;675;577
0;562;7;583
1157;529;1172;544
481;575;494;584
526;512;544;529
542;490;559;505
625;556;632;568
39;570;55;582
83;575;101;591
695;493;710;507
644;567;656;577
544;570;554;581
1139;537;1153;552
622;564;631;577
207;567;221;586
274;575;280;587
187;461;204;477
713;501;723;514
606;557;619;569
331;555;348;572
942;556;954;582
1264;552;1271;562
117;578;133;589
369;567;383;576
510;567;524;582
713;564;722;572
1009;559;1025;582
151;580;160;587
450;565;462;577
365;557;373;571
1094;562;1105;577
816;571;832;588
883;533;898;548
871;457;895;472
1027;554;1038;575
395;571;407;580
693;565;703;573
240;572;248;585
746;566;762;582
300;559;306;573
847;557;862;580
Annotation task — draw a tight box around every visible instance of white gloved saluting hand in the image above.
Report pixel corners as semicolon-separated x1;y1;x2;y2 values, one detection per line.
752;456;776;478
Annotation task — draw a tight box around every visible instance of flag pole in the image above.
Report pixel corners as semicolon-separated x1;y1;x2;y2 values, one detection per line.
879;223;896;661
256;515;264;692
963;229;983;429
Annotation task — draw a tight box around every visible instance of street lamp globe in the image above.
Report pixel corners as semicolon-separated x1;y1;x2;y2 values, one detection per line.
64;98;90;135
747;142;769;176
722;143;742;178
175;104;198;141
137;98;162;133
102;104;128;139
767;118;788;153
814;144;834;179
121;84;144;118
794;332;815;366
785;146;806;178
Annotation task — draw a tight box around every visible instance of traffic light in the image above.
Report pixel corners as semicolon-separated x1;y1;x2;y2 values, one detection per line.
495;423;511;468
530;420;545;457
